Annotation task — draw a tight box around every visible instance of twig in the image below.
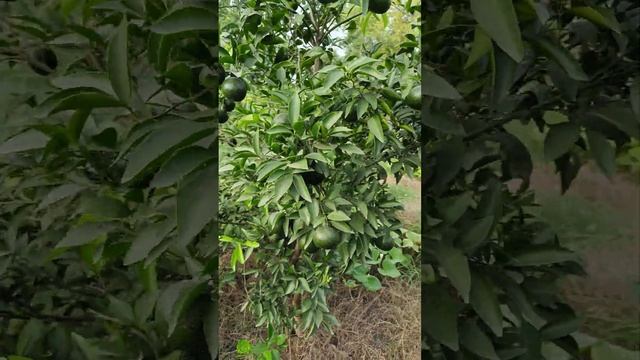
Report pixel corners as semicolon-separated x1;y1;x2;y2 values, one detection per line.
0;309;95;323
318;13;361;44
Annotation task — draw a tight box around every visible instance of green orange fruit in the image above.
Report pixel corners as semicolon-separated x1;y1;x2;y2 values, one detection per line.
405;85;421;110
312;225;340;249
221;77;248;102
369;0;391;14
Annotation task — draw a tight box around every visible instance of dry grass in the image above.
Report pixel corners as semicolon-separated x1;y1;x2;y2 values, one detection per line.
219;278;421;359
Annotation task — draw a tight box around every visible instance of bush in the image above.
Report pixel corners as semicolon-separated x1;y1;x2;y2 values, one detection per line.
218;0;421;335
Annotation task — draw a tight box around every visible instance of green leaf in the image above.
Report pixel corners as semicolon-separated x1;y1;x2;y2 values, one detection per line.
544;123;580;161
543;111;569;125
107;17;131;104
423;70;462;99
457;216;495;252
345;56;378;72
71;333;103;360
121;120;214;183
586;131;615;178
591;104;640;138
37;184;84;210
177;163;217;246
424;108;465;135
435;244;471;302
540;316;582;340
0;130;49;154
377;258;401;278
322;111;342;130
470;0;524;62
460;320;500;359
330;221;353;234
257;161;286;181
470;273;503;337
367;116;385;143
293;175;312;202
465;26;492;69
203;300;219;359
50;91;123;114
298;278;311;292
527;36;589;82
327;210;350;222
124;219;175;265
155;279;206;336
289;90;300;124
508;248;578;266
288;159;308;170
107;295;135;323
150;7;217;34
150;146;215;188
273;174;293;202
571;6;622;33
16;319;44;356
57;222;116;248
423;284;460;351
353;273;382;291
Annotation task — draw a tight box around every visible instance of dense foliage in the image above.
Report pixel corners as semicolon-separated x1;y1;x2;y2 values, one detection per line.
0;0;220;358
422;0;639;358
219;0;421;336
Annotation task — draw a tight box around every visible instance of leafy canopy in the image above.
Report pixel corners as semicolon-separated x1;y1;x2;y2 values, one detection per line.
422;0;639;358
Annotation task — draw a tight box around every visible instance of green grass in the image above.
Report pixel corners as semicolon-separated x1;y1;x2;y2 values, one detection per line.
532;193;636;250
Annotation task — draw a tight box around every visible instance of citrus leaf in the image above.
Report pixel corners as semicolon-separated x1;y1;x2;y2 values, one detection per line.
470;0;524;62
460;320;500;359
155;279;206;336
571;6;622;33
435;244;471;302
273;174;293;202
150;7;217;34
423;284;460;351
107;17;131;104
544;123;580;161
423;70;462;99
465;26;492;69
121;120;214;183
527;36;589;81
470;273;503;337
50;91;122;114
288;90;300;124
586;131;615;178
327;210;350;222
56;222;116;248
540;316;582;340
37;183;84;210
0;130;49;154
124;219;176;265
367;116;385;143
176;163;217;246
293;175;312;202
150;146;215;188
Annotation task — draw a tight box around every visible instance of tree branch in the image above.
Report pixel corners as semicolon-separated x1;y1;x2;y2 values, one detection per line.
0;309;95;323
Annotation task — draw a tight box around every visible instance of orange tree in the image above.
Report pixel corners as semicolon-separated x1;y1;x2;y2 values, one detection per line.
423;0;639;358
218;0;421;335
0;0;220;358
